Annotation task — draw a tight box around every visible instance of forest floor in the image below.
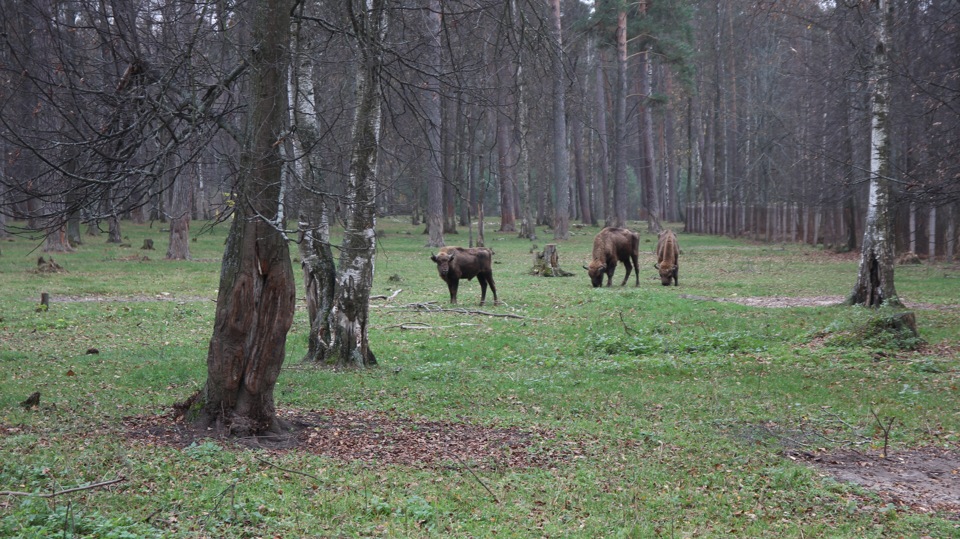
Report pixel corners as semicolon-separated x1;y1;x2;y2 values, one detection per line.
124;398;960;519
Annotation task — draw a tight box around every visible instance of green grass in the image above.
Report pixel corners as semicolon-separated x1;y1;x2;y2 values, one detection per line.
1;218;959;537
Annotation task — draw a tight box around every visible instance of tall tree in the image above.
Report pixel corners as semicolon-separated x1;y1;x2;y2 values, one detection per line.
847;0;901;308
423;0;445;248
197;0;297;436
324;0;386;367
549;0;570;240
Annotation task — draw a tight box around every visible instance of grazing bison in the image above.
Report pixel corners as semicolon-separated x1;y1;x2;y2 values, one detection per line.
655;229;679;286
430;247;499;306
583;227;640;288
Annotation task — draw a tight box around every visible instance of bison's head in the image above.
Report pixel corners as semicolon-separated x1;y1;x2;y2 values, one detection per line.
584;260;606;288
431;251;455;277
658;264;675;286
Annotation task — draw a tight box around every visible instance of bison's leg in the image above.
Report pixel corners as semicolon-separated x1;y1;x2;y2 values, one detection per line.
631;254;640;286
620;259;633;286
480;273;499;305
673;267;679;286
448;279;459;304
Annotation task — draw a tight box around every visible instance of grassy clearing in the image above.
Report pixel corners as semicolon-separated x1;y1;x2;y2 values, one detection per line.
1;218;959;537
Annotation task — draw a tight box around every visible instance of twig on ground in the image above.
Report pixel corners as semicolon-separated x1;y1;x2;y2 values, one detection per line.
619;311;637;335
0;477;126;498
442;308;528;319
870;408;897;459
386;303;533;319
253;455;323;482
445;451;499;504
385;322;478;330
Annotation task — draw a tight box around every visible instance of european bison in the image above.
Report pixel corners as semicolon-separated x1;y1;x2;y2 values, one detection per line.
583;227;640;288
655;229;679;286
430;246;499;306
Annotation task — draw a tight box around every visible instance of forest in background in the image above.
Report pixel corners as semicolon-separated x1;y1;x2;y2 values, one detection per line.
0;0;957;257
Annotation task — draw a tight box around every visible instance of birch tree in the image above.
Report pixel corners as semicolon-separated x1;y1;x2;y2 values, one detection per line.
847;0;901;308
322;0;387;367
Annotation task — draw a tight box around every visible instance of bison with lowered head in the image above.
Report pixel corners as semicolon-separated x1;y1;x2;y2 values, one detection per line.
655;229;679;286
583;227;640;288
430;246;499;306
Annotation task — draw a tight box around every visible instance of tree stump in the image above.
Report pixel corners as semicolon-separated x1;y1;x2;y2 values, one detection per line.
141;238;155;250
896;251;921;265
881;311;918;338
37;292;50;312
36;257;65;273
531;244;574;277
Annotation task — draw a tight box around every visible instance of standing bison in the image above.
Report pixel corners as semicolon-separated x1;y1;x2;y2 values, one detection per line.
583;227;640;288
430;247;499;306
655;229;679;286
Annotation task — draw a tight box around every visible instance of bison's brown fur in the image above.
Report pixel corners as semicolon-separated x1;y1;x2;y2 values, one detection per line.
430;247;499;306
583;227;640;288
655;229;679;286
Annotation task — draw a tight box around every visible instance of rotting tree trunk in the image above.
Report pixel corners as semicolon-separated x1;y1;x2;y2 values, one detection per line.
195;0;296;437
847;0;901;308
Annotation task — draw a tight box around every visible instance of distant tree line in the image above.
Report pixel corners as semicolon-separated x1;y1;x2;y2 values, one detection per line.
2;0;956;258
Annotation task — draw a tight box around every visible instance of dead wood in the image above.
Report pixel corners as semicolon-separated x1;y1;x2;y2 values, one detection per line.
0;477;125;498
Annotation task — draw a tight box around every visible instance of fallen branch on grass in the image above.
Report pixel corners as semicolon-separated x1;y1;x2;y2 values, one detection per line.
370;289;403;301
386;322;479;330
388;302;534;320
0;476;125;498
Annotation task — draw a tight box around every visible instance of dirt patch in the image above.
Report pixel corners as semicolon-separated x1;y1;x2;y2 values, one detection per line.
792;447;960;516
124;408;573;470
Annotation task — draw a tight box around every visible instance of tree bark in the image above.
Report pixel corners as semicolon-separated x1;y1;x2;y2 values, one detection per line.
165;165;193;260
197;0;296;436
847;0;901;308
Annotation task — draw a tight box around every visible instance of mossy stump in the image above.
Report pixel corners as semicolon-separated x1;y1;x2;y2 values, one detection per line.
532;244;574;277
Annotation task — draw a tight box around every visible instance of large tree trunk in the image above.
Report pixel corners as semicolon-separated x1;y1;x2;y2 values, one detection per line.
847;0;901;308
196;0;296;437
549;0;570;240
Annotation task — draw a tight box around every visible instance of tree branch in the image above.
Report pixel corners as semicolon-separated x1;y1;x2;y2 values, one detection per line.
0;477;125;498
